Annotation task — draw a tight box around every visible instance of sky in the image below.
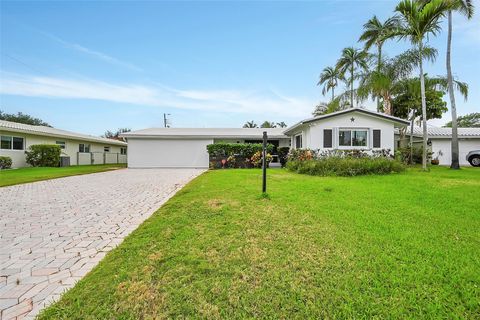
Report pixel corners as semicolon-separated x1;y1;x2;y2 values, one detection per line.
0;0;479;136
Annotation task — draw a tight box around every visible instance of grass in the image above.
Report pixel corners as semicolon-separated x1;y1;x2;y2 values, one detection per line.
0;164;126;187
38;167;480;319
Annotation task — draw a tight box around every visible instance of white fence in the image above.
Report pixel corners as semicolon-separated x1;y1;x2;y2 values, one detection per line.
77;152;127;165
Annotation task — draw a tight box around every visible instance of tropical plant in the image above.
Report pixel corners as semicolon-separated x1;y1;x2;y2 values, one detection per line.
394;0;451;170
317;66;344;102
444;0;474;169
444;112;480;128
336;47;370;108
359;15;400;110
242;121;258;128
276;122;288;128
260;121;277;128
103;128;131;142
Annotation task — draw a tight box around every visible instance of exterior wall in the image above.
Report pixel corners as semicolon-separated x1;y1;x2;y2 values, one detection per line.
431;138;480;166
127;138;213;168
290;112;397;153
0;130;126;168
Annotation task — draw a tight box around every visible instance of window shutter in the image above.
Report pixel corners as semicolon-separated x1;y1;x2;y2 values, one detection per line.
323;129;332;148
373;130;381;148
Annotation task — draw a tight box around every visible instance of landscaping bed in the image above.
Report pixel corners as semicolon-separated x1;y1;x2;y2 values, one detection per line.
38;167;480;319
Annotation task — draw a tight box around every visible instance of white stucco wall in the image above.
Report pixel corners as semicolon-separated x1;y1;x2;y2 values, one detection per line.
290;112;397;153
0;130;126;168
127;138;213;168
431;138;480;166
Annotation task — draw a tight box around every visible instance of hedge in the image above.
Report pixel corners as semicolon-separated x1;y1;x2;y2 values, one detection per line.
0;156;12;169
207;143;274;158
25;144;62;167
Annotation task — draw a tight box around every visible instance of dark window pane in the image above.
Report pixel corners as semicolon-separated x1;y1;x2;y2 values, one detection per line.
1;136;12;149
79;144;84;152
85;144;90;153
12;137;24;150
352;131;367;146
295;135;302;148
373;130;381;148
323;129;332;148
339;131;351;146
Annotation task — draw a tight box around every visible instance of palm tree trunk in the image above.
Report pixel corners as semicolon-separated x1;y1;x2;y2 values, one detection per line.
377;44;382;112
350;66;354;108
419;41;428;171
332;87;335;103
447;10;460;169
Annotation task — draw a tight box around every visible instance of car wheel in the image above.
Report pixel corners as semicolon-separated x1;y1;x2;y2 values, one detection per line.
469;156;480;167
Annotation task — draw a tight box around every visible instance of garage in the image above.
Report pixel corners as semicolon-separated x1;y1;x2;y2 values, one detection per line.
428;128;480;166
121;128;289;168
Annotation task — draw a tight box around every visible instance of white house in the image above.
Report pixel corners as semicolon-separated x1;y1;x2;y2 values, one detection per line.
121;108;409;169
0;120;128;168
284;108;409;152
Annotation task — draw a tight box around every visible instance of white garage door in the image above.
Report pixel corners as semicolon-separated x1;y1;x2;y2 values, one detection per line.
432;138;480;166
127;138;213;168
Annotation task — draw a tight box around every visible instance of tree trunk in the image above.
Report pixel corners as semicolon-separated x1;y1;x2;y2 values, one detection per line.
383;94;392;115
350;65;354;108
377;44;382;112
447;10;460;169
332;87;335;103
419;41;428;171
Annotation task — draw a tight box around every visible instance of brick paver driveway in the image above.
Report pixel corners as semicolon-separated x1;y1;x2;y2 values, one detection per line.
0;168;204;319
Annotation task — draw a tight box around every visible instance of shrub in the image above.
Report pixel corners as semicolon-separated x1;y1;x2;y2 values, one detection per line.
207;143;274;158
0;156;12;169
286;157;405;177
396;147;431;164
288;149;315;161
278;147;290;167
251;151;273;168
25;144;61;167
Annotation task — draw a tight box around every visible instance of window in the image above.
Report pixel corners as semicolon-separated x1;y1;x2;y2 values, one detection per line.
1;136;24;150
323;129;333;148
104;146;110;152
295;134;302;149
120;147;127;155
373;130;381;148
79;143;91;153
56;141;66;149
339;130;368;147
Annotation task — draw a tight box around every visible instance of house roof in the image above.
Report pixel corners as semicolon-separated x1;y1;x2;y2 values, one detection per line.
412;126;480;138
0;120;127;146
120;127;288;139
284;108;410;135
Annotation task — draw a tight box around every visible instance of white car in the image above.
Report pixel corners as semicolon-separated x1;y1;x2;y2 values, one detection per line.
466;150;480;167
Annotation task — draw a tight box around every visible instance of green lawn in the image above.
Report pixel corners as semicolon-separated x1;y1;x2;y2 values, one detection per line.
39;167;480;319
0;164;126;187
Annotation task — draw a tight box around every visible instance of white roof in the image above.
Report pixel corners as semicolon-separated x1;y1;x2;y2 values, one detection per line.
284;107;409;135
0;120;127;146
121;127;288;139
412;127;480;138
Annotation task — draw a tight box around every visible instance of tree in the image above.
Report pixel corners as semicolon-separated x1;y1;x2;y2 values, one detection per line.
312;99;345;116
336;47;370;108
242;121;258;128
260;121;276;128
395;0;451;170
276;122;288;128
444;0;474;169
317;66;343;102
359;15;400;110
445;113;480;128
0;110;51;127
103;128;131;142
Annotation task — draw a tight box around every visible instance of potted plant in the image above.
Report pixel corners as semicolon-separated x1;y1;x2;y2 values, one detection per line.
431;150;443;165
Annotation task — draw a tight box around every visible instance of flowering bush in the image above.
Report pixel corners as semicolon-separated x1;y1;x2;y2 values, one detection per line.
226;155;236;168
288;149;315;162
250;151;273;168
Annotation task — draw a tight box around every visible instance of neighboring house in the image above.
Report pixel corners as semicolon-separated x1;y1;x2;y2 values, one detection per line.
121;108;409;169
0;120;128;168
121;128;289;168
284;108;409;152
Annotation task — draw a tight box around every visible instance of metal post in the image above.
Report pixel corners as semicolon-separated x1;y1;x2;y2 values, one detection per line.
262;131;267;193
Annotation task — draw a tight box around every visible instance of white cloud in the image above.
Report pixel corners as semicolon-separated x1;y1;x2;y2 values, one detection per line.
0;72;314;118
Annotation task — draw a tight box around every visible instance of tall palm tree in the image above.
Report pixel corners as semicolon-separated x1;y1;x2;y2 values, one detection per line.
359;15;400;110
336;47;370;108
395;0;451;170
317;66;343;102
445;0;474;169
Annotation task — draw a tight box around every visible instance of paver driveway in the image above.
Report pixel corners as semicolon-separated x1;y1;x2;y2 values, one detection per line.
0;168;204;319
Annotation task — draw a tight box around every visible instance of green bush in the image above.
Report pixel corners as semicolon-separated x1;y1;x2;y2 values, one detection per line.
278;147;290;167
25;144;61;167
0;156;12;169
396;147;431;164
207;143;274;158
286;157;405;177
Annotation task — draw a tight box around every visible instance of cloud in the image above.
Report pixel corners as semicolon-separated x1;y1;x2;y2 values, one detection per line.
0;72;314;118
41;32;143;72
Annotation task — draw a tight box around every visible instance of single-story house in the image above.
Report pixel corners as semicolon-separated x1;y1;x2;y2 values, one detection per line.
0;120;128;168
121;108;410;168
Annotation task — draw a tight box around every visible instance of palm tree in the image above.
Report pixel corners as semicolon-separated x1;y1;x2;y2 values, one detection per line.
395;0;451;170
243;121;258;128
276;122;288;128
317;66;343;102
260;121;276;128
445;0;474;169
359;15;400;110
336;47;370;108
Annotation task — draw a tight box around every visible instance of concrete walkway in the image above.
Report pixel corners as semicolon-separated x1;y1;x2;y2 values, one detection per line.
0;168;204;319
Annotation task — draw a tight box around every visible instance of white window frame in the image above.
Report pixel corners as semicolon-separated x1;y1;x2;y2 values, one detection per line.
294;133;303;149
337;128;369;149
79;143;91;153
104;146;110;152
56;141;66;149
120;147;127;155
1;135;24;151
